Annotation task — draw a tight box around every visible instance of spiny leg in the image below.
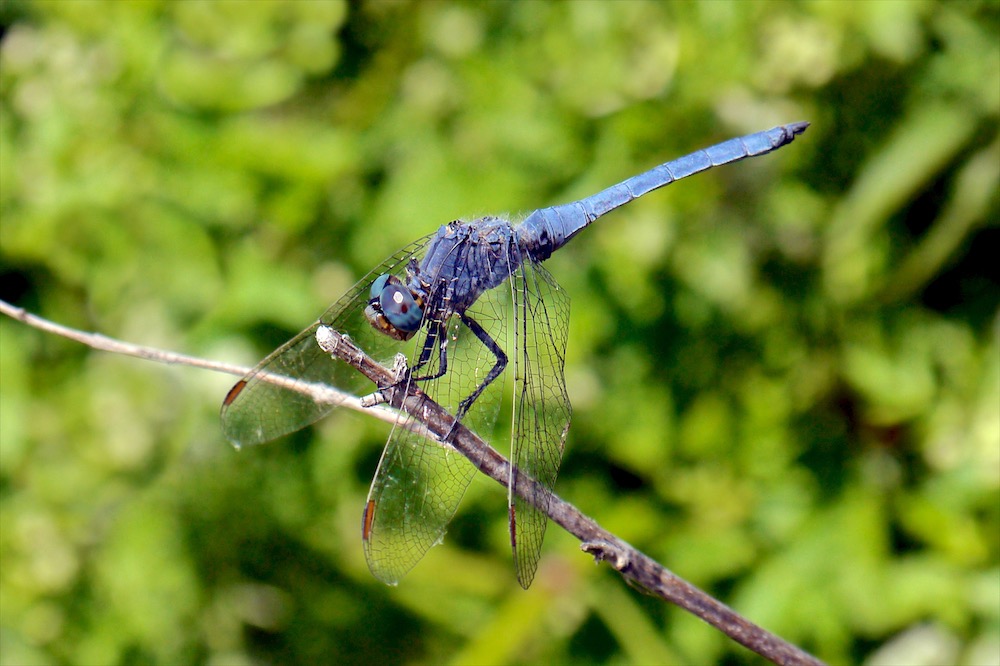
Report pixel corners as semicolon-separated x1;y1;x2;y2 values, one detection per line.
454;312;507;423
403;312;507;441
410;318;450;382
368;318;449;408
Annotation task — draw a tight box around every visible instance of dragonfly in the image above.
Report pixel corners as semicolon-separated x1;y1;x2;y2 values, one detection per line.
221;121;809;588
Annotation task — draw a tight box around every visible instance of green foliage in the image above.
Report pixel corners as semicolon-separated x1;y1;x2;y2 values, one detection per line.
1;1;997;664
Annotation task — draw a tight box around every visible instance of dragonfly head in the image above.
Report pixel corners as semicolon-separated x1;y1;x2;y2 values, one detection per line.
365;274;424;341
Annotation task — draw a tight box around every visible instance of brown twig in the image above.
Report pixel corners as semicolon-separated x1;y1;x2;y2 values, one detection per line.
2;299;824;666
315;327;824;666
0;299;405;429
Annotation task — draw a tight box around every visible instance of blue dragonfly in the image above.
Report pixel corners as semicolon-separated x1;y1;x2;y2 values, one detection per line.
221;122;809;588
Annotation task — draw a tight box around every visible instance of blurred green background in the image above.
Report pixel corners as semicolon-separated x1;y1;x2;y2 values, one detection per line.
1;1;997;664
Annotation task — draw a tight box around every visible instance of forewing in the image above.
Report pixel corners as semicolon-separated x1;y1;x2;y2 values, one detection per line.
509;259;572;588
363;260;512;584
220;236;435;448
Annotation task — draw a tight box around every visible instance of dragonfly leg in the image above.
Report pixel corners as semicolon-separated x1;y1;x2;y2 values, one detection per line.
410;318;450;382
359;353;410;408
453;312;507;423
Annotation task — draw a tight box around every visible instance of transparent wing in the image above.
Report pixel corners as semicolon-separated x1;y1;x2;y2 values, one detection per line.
220;236;436;449
363;268;511;584
509;258;572;589
361;400;478;585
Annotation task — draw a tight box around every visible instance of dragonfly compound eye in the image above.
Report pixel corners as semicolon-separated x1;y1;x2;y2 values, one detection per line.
364;274;423;341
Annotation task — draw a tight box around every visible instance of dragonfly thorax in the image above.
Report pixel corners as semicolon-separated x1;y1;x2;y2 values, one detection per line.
416;218;524;309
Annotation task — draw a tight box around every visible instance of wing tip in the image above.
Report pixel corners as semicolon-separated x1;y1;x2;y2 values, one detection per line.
222;379;248;408
362;499;376;541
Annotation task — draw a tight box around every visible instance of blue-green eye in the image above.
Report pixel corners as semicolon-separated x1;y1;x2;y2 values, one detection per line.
379;282;422;331
364;274;423;341
369;274;391;301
